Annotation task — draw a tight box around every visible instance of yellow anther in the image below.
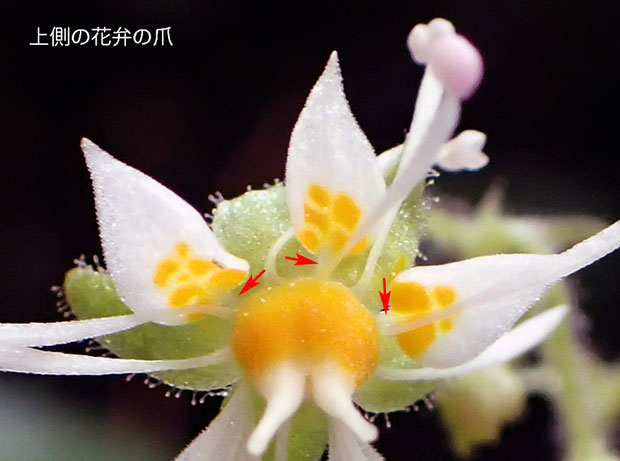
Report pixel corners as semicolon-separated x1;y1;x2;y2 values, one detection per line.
331;193;362;230
153;260;180;288
175;242;190;258
232;278;379;386
391;282;431;313
433;286;457;307
308;184;330;208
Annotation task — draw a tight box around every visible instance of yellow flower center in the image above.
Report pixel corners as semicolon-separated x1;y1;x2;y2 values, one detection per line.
231;278;379;386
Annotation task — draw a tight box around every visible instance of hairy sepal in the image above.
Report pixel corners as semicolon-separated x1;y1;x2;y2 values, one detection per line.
64;266;240;390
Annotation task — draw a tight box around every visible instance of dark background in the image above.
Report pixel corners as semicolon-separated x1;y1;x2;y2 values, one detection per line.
0;1;618;460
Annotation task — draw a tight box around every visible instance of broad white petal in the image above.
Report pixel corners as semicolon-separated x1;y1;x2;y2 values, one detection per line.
175;385;259;461
82;139;249;324
389;221;619;367
379;305;567;381
0;346;230;375
285;52;386;255
328;419;384;461
0;314;145;347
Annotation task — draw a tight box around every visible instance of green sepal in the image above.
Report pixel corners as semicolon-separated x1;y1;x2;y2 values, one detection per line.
64;266;241;390
354;335;436;413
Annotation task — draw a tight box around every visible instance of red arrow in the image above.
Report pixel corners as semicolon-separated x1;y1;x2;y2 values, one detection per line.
379;278;391;314
285;253;318;266
239;269;266;295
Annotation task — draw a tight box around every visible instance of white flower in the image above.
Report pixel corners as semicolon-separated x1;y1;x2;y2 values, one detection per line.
0;18;618;461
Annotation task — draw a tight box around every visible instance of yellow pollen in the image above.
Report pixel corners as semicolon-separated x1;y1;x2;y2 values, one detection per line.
298;183;368;257
152;241;245;317
391;281;459;359
231;278;379;386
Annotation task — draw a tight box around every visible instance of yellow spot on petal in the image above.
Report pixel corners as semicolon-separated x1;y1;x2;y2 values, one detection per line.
232;278;379;386
210;269;247;291
439;318;453;333
391;282;431;313
299;183;369;257
397;324;436;358
347;236;369;256
298;228;320;253
153;241;247;320
328;227;349;252
331;194;362;230
304;204;329;232
153;260;180;288
433;286;457;307
308;184;330;208
168;284;205;308
175;242;190;259
188;259;217;275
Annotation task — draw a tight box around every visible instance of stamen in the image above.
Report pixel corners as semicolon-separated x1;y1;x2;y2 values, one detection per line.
311;363;378;443
247;365;305;456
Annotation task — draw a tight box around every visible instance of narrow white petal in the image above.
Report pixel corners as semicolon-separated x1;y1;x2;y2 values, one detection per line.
311;364;378;443
379;305;568;381
0;314;145;347
554;219;620;278
390;221;619;368
175;385;259;461
285;52;386;253
436;130;488;172
328;419;384;461
82;139;248;324
247;365;305;456
0;346;231;375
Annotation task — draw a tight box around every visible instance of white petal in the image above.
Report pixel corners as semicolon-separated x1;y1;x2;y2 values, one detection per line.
389;221;619;367
328;419;384;461
285;52;386;253
436;130;488;172
0;314;145;347
379;305;567;381
175;385;259;461
82;139;249;324
247;364;305;456
0;346;230;375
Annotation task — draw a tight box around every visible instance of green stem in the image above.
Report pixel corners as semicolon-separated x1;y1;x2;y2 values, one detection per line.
541;285;611;461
